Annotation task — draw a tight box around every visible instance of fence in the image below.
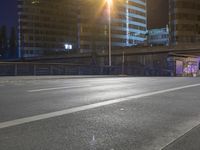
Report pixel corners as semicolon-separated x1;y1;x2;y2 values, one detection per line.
0;62;172;76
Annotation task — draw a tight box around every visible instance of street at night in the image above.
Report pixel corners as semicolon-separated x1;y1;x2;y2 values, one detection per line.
1;0;200;149
0;76;200;150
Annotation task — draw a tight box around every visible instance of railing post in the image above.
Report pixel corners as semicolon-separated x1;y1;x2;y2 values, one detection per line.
14;64;18;76
33;64;36;76
50;65;53;75
64;66;67;75
78;66;81;75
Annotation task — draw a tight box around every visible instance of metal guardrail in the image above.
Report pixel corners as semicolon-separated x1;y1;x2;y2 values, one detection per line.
0;62;172;76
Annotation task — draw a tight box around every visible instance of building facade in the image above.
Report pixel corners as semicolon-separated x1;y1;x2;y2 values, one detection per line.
78;0;147;53
18;0;147;57
148;27;169;46
111;0;147;47
78;0;108;53
169;0;200;45
18;0;78;57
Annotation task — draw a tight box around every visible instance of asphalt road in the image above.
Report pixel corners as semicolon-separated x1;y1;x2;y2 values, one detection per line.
0;76;200;150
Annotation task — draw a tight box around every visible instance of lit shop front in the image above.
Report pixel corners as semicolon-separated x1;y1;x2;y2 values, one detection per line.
168;54;200;77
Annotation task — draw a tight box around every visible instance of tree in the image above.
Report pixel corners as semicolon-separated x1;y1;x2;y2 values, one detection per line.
9;27;17;58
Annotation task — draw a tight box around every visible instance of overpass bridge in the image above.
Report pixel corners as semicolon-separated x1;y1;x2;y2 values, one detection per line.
0;44;200;76
112;44;200;56
17;44;200;63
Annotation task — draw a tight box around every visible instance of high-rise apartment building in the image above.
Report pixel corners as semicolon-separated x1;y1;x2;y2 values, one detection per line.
78;0;108;53
18;0;78;57
79;0;147;53
18;0;147;57
111;0;147;47
169;0;200;45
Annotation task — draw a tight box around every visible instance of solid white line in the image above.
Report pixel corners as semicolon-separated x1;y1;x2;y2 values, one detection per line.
28;85;92;92
28;83;128;92
1;83;200;129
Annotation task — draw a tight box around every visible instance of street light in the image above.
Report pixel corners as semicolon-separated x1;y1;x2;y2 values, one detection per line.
31;0;40;57
106;0;112;67
18;12;21;58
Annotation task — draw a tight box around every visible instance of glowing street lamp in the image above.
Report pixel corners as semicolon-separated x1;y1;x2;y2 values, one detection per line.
32;0;40;4
107;0;112;6
106;0;112;67
31;0;40;57
18;12;22;58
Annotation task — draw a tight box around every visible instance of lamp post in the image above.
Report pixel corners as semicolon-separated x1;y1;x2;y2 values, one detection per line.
107;0;112;67
122;50;125;74
31;0;40;56
18;12;21;58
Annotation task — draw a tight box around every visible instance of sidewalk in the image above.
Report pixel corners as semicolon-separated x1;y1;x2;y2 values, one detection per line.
163;124;200;150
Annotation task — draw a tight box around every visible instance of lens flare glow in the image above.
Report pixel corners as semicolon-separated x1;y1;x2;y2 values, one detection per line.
106;0;112;6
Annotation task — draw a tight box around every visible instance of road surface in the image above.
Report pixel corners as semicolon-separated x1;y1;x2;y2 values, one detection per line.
0;76;200;150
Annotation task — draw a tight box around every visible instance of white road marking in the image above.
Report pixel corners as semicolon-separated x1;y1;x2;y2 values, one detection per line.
28;85;92;92
28;82;136;92
1;83;200;129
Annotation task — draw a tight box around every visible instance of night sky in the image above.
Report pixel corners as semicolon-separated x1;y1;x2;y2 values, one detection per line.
0;0;17;31
0;0;168;30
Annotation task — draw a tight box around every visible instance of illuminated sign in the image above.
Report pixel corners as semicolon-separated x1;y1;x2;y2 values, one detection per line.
64;44;72;50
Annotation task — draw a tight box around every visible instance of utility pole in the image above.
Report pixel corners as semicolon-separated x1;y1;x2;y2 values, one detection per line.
107;0;112;67
122;51;125;75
